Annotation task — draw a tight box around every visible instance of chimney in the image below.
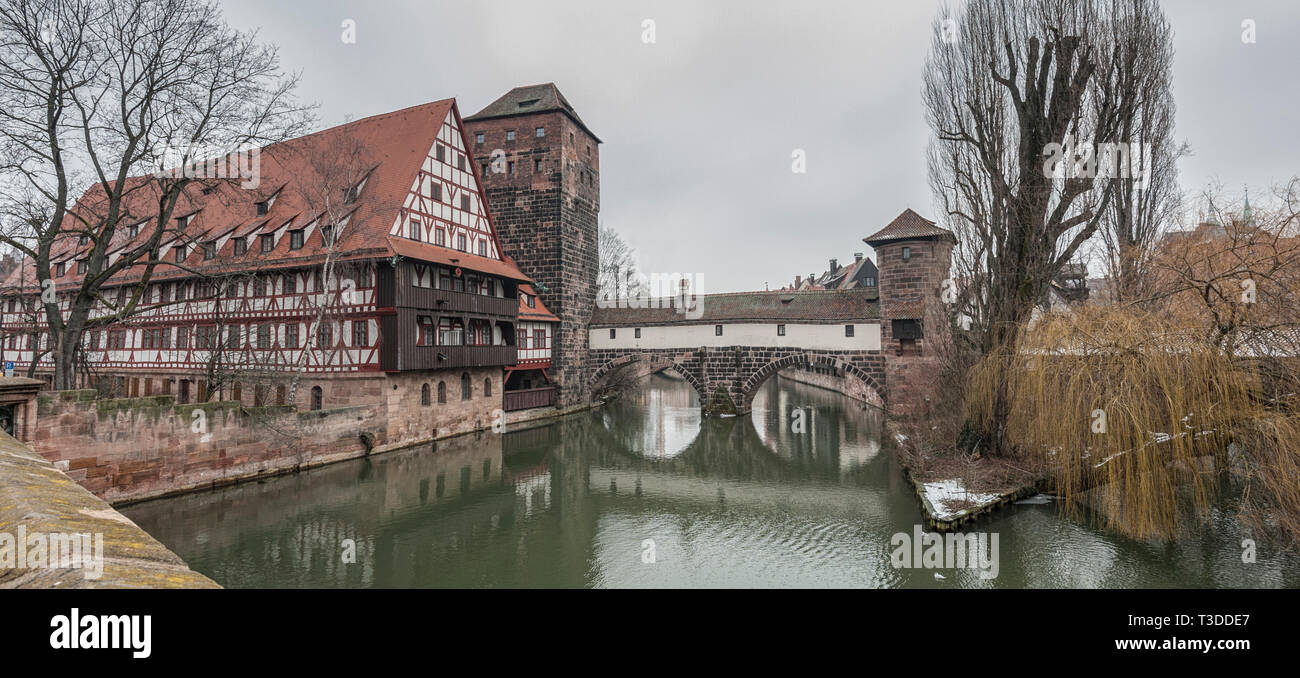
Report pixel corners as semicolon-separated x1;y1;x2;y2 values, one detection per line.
854;252;863;263
794;275;801;288
829;258;838;273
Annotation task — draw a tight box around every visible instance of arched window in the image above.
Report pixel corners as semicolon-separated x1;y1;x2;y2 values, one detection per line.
484;378;492;397
421;383;431;406
461;372;471;400
310;386;323;411
437;381;446;404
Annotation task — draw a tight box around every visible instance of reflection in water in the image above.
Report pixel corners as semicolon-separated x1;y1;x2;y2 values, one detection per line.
124;373;1300;588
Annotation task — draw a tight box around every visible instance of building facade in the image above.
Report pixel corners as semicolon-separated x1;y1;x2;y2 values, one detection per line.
1;94;559;430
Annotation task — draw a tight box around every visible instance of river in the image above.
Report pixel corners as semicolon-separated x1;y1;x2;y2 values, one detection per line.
124;372;1300;588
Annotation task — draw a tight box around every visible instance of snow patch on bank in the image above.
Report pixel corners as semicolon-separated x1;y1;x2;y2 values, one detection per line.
921;479;1002;521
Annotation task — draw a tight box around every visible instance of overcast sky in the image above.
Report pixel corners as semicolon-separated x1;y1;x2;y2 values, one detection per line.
219;0;1300;292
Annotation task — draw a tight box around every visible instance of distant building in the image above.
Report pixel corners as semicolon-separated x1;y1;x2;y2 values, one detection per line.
783;252;878;292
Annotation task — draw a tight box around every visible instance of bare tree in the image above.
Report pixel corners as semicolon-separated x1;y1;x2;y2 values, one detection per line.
924;0;1177;453
597;224;647;305
0;0;309;390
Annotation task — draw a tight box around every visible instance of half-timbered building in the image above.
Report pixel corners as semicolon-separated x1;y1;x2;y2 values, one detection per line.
0;97;557;419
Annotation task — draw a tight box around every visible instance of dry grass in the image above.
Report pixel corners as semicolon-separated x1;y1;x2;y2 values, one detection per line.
963;305;1300;543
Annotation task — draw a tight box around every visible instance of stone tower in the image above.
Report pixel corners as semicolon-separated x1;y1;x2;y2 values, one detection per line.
863;208;954;417
465;84;600;407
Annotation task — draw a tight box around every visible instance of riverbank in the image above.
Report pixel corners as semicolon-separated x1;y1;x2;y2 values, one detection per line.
0;432;219;588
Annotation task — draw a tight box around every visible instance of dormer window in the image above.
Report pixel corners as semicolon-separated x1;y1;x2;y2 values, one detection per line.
233;237;247;256
174;246;185;263
261;234;274;252
55;262;65;277
321;224;336;246
289;229;304;250
256;200;269;216
77;259;87;275
202;243;216;260
79;234;88;246
176;215;189;230
128;221;142;239
345;176;366;204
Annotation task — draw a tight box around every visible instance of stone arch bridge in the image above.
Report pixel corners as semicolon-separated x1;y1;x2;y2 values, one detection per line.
586;289;891;415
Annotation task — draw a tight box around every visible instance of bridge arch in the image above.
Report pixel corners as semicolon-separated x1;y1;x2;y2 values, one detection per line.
740;353;885;413
589;352;705;403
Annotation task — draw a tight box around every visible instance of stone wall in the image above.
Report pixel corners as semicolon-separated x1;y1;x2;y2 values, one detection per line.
0;431;218;588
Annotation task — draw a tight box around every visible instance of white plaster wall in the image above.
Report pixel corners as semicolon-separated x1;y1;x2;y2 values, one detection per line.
589;322;881;352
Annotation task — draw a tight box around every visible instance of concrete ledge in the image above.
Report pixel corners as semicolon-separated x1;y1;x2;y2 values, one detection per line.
0;432;219;589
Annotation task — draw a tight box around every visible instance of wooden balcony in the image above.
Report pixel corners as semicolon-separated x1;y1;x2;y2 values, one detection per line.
409;344;517;369
503;386;556;412
398;286;517;317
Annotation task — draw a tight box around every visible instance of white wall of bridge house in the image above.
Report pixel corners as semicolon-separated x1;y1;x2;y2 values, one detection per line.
589;322;882;352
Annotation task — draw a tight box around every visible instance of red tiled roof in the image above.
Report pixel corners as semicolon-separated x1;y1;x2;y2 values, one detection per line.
4;98;531;290
863;208;953;246
386;237;531;282
517;283;558;322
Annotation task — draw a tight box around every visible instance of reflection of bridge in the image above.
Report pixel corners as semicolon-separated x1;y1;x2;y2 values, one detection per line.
587;289;887;414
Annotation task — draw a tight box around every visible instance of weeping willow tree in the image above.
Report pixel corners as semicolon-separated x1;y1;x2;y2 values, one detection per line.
966;306;1300;542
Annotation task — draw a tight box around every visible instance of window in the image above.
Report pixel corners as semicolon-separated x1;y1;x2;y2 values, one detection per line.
77;259;87;275
257;323;271;349
477;240;487;256
283;275;296;295
203;243;216;260
532;328;545;349
438;318;464;345
634;328;641;339
55;262;65;277
421;383;431;406
586;145;592;159
456;154;464;171
435;144;445;162
901;246;911;262
461;372;471;400
864;277;876;287
434;229;445;247
534;158;542;172
317;321;333;348
474;132;484;144
233;237;247;255
535;127;545;138
174;246;185;263
176;326;189;349
506;130;515;141
253;277;266;296
609;328;616;339
352;320;368;347
430;183;442;202
284;323;299;348
460;195;470;211
437;381;446;404
108;330;126;349
456;234;467;251
226;324;241;349
79;234;88;245
261;234;274;252
417;316;435;346
845;325;855;337
409;218;421;241
484;378;492;397
892;319;923;340
289;230;304;250
256;200;269;216
507;161;515;175
777;324;786;336
176;215;188;230
715;325;723;336
321;224;336;246
310;386;323;411
225;281;239;298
